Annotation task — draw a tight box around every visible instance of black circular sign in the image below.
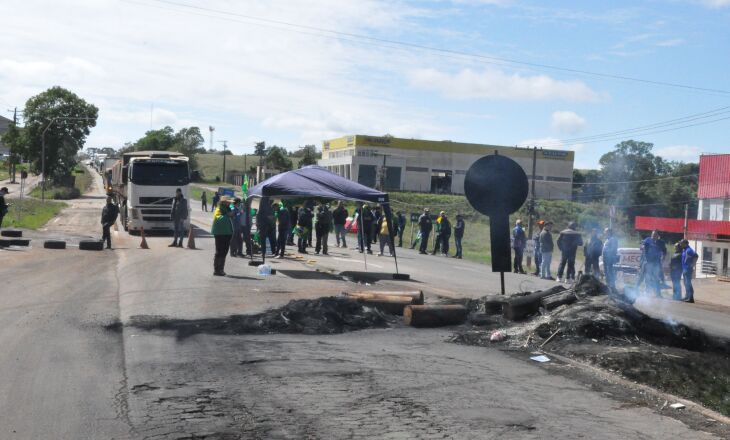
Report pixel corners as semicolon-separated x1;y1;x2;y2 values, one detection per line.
464;154;529;216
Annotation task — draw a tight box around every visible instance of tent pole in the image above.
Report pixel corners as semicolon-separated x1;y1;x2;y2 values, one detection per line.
359;204;367;271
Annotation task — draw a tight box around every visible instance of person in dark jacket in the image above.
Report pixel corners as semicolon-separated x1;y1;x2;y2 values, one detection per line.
211;200;233;276
359;203;374;254
169;188;188;247
315;204;332;255
256;199;277;256
602;228;619;290
640;230;665;297
432;212;451;256
583;228;603;276
201;191;208;212
100;196;119;249
512;219;527;274
229;198;243;257
332;202;348;248
276;202;291;258
669;242;684;301
532;220;545;276
297;204;313;253
396;211;406;247
539;221;555;280
371;206;381;244
211;192;220;210
287;205;298;245
453;214;465;259
0;187;9;231
418;208;433;254
556;222;583;282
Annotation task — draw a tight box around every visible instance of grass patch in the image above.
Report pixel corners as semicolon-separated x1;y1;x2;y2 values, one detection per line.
28;165;91;200
0;163;29;182
195;153;304;182
2;199;67;229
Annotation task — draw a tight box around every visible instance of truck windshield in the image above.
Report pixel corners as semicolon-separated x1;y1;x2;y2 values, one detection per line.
130;160;190;185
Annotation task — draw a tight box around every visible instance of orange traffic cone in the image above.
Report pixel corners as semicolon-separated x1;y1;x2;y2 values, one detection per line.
139;226;150;249
186;226;196;249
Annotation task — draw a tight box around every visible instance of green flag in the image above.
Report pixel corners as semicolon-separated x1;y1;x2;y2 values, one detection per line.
242;174;248;197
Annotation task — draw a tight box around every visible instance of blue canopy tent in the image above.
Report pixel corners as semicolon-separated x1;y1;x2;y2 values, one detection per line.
245;166;405;277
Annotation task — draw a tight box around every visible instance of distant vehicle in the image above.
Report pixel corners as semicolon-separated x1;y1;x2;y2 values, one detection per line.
110;151;191;232
218;187;236;198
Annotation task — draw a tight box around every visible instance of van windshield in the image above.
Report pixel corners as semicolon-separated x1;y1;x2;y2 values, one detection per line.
130;160;190;186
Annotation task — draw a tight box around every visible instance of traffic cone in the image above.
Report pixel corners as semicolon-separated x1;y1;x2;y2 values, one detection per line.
186;226;196;249
140;226;149;249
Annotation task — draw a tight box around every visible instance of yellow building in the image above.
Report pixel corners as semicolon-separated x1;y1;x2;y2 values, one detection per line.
318;135;575;199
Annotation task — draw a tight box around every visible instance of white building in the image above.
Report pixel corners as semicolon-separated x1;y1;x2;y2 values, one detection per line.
696;154;730;277
318;135;575;200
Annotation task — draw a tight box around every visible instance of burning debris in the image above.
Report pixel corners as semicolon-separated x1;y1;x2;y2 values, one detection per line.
128;297;391;339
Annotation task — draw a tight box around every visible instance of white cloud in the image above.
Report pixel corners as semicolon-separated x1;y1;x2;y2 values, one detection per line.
655;145;702;160
700;0;730;8
409;68;604;102
655;38;685;47
551;111;586;134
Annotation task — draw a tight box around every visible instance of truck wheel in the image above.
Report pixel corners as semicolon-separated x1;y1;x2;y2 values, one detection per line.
123;206;129;231
79;240;104;251
44;240;67;249
0;230;22;237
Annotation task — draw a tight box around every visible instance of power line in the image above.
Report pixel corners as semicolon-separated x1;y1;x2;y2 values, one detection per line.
573;173;699;185
129;0;730;96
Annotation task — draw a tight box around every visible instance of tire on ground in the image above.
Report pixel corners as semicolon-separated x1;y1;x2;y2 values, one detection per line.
0;230;22;237
9;239;30;246
44;240;67;249
79;240;104;251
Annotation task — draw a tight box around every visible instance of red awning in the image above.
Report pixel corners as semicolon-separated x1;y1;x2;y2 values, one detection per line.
635;216;730;240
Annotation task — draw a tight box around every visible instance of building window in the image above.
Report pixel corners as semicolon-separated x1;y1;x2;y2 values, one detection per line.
406;166;428;172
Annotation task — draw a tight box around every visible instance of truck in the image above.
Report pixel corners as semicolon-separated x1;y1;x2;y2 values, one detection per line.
110;151;191;232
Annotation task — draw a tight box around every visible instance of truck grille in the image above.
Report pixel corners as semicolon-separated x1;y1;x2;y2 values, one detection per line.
139;196;172;205
142;217;173;222
141;209;172;215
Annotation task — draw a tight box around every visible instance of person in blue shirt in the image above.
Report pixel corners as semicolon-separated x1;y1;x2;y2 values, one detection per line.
602;228;619;291
512;219;527;274
640;230;665;297
680;239;697;303
669;243;684;301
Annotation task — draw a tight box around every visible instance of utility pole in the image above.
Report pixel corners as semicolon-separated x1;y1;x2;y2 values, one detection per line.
209;126;215;151
526;146;537;268
218;140;228;183
683;203;689;239
10;107;17;184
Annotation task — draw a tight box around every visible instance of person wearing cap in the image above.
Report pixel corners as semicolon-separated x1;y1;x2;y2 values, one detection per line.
602;228;619;290
680;239;698;303
453;214;465;259
532;220;545;276
556;221;583;283
539;221;555;279
0;187;9;230
211;198;234;276
417;207;433;255
512;219;527;274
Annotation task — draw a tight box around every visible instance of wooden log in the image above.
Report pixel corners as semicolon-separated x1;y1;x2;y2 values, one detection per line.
503;285;567;321
403;305;468;327
540;291;577;311
347;295;415;315
343;290;424;305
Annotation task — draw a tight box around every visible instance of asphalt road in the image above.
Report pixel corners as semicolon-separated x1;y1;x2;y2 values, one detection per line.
0;174;726;439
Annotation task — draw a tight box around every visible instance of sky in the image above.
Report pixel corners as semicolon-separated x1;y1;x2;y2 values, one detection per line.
2;0;729;169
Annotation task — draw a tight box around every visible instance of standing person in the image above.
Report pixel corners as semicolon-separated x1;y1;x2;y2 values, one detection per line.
288;205;298;245
229;198;242;257
602;228;619;291
241;202;252;256
211;199;233;276
584;228;603;276
556;222;583;282
431;211;444;255
640;230;664;297
532;220;545;276
359;204;374;254
371;206;381;244
377;212;393;256
438;212;451;256
201;191;208;212
453;214;465;259
512;219;527;274
396;211;406;247
276;202;291;258
681;239;698;303
100;196;119;250
0;187;9;231
539;221;555;280
169;188;188;248
669;243;684;301
211;192;220;210
315;204;332;255
297;204;313;253
418;208;433;255
256;200;276;256
332;201;348;248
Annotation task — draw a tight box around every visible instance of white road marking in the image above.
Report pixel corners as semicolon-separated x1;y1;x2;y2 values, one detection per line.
332;257;383;268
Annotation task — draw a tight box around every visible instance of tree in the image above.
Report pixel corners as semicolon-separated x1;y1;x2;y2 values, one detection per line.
22;87;98;182
264;146;292;170
254;141;266;157
571;169;603;203
297;145;319;167
173;126;205;168
1;122;25;181
134;126;176;151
